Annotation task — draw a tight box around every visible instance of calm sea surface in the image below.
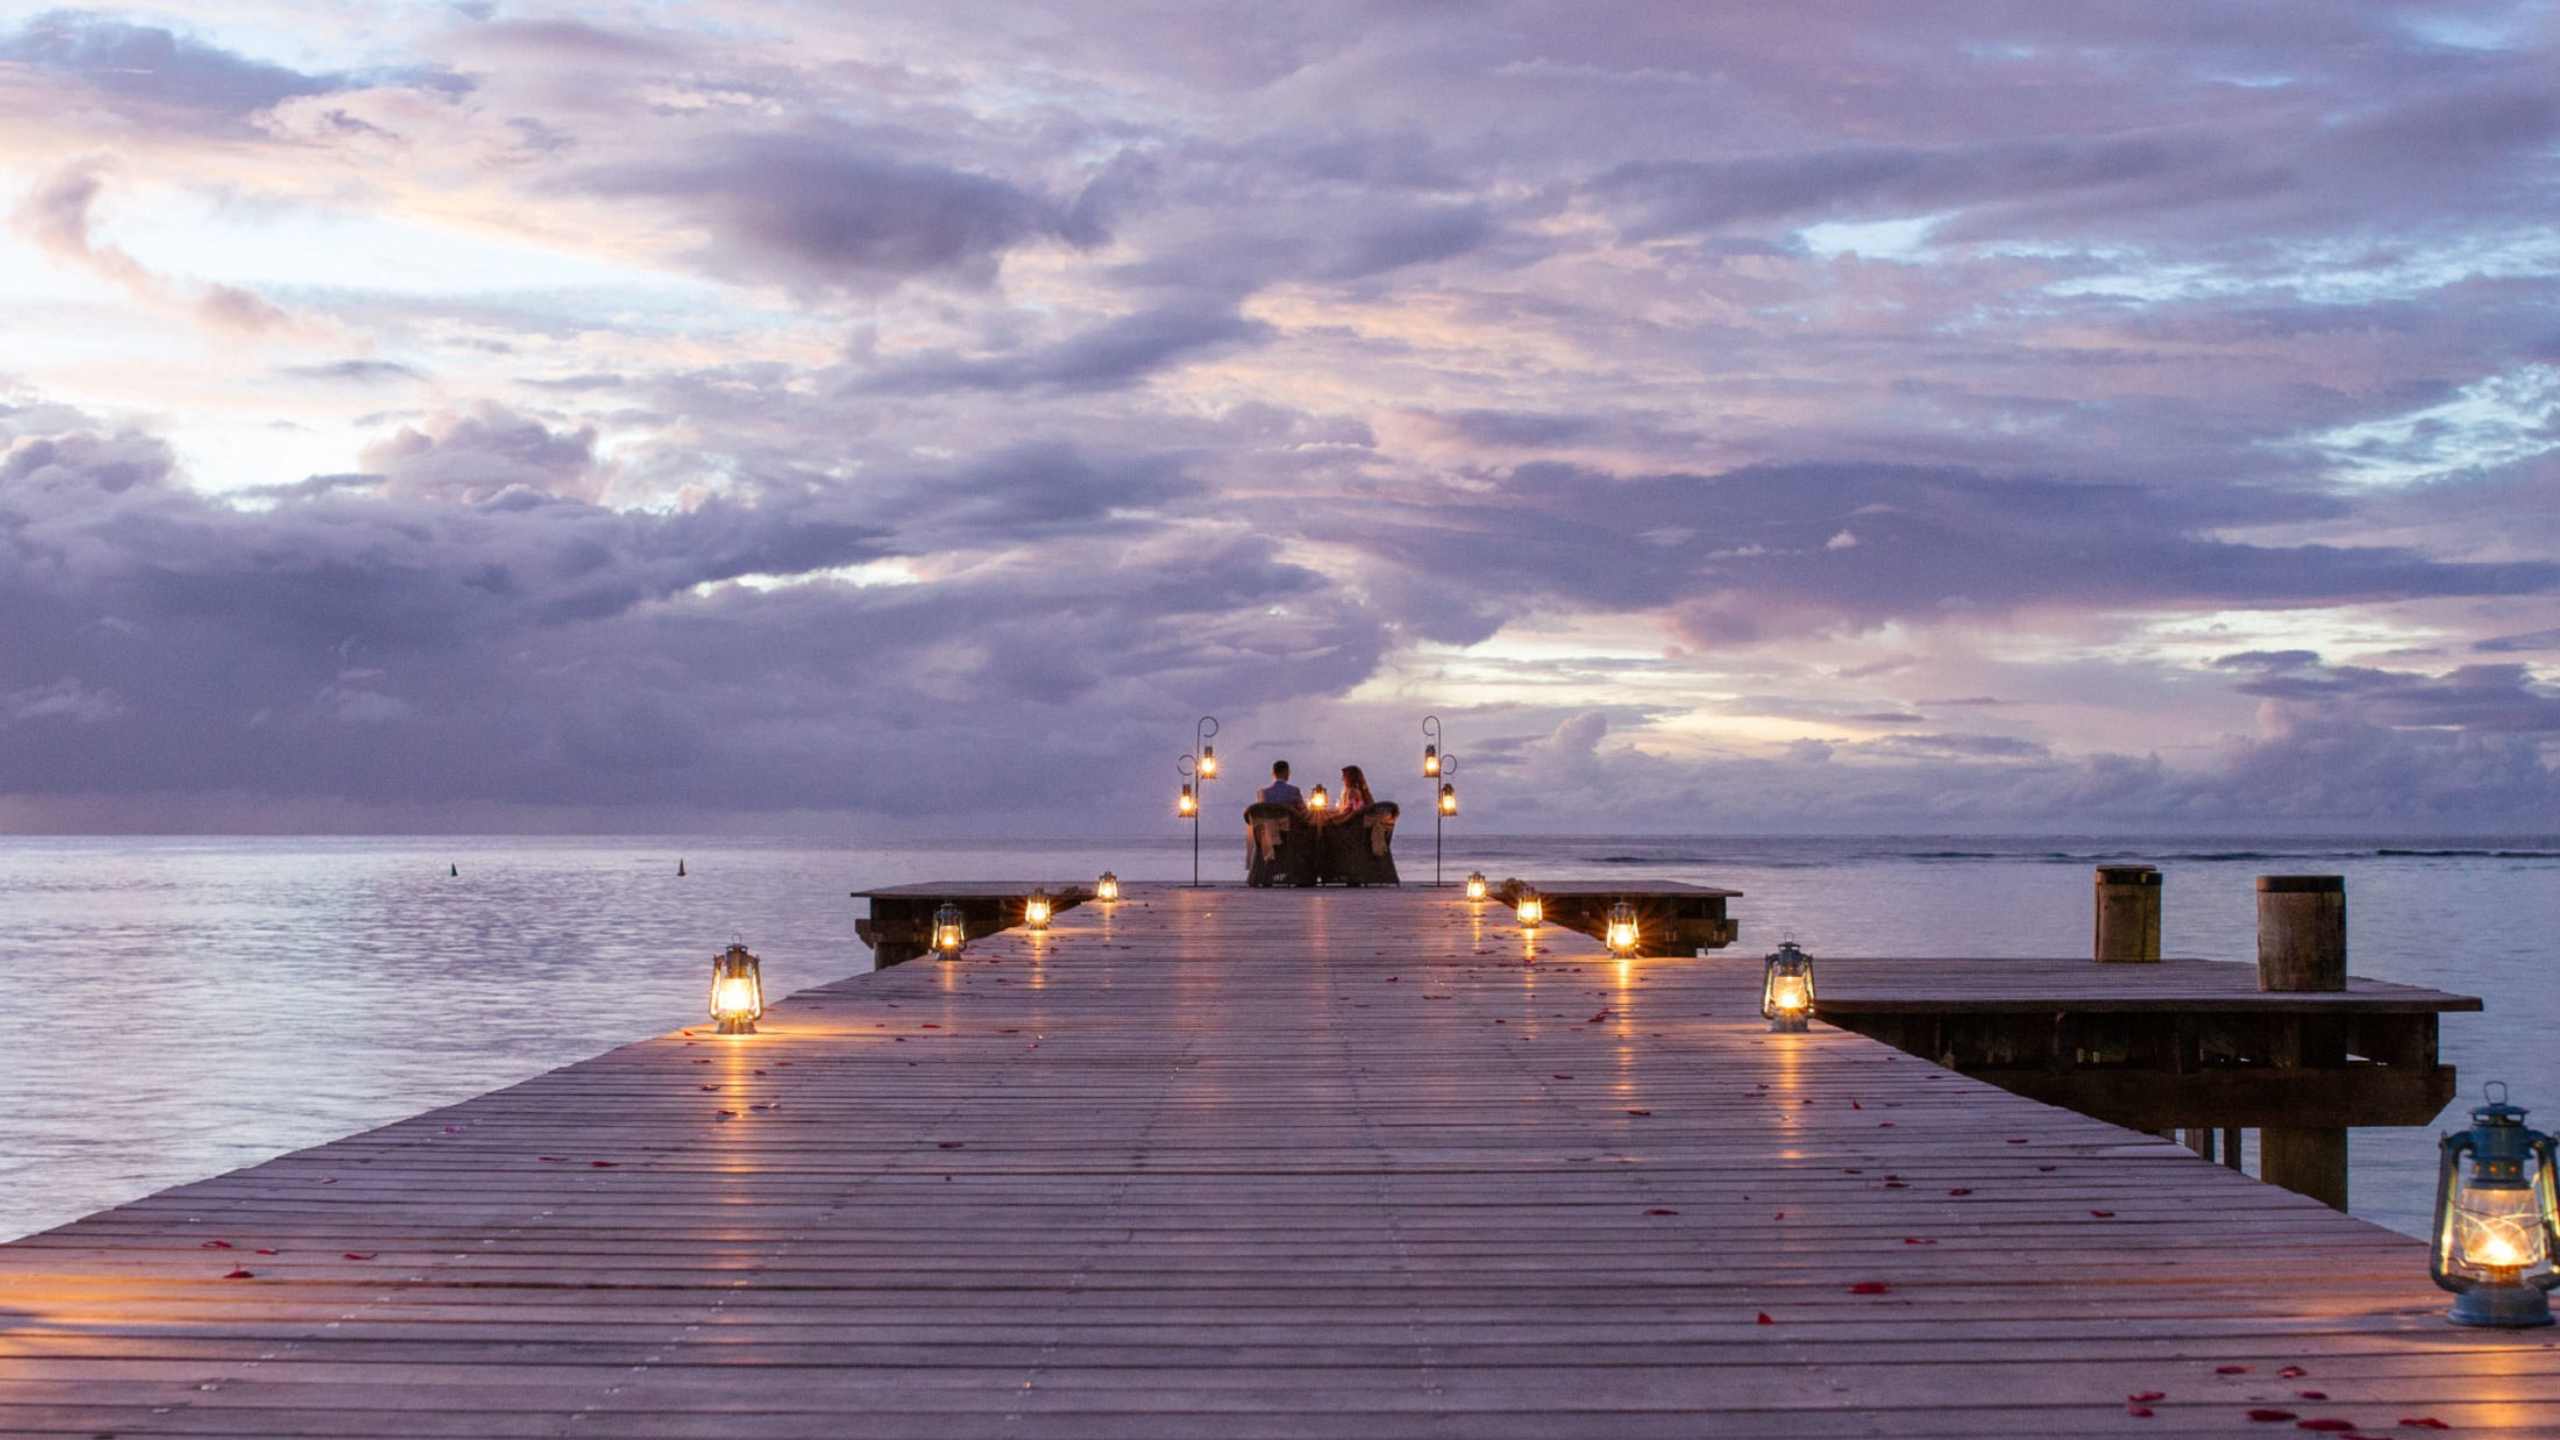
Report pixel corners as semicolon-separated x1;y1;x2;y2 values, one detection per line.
2;833;2552;1244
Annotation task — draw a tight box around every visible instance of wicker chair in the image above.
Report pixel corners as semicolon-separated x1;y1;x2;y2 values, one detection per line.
1242;802;1318;887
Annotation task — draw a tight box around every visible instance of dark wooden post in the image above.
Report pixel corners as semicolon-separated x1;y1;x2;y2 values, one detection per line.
2093;865;2161;963
2256;875;2348;1210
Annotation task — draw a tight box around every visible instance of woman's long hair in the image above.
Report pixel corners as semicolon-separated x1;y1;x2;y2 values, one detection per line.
1340;764;1373;807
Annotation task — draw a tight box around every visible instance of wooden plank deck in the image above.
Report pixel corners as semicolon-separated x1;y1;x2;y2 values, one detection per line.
2;884;2549;1437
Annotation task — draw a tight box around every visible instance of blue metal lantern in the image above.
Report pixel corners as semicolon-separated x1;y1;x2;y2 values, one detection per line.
1762;939;1816;1033
2433;1082;2560;1327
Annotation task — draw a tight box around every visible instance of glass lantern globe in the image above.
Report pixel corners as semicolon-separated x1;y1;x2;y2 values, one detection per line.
1024;888;1052;931
1177;783;1197;817
1423;743;1440;778
1762;939;1816;1032
1605;902;1640;956
2433;1083;2560;1327
1309;784;1330;811
1199;745;1219;780
1465;872;1489;902
1438;782;1457;816
1096;871;1120;903
708;943;764;1035
932;902;967;957
1515;888;1543;930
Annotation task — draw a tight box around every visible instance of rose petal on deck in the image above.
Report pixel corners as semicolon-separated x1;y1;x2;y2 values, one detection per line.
1847;1281;1891;1295
221;1268;254;1279
2247;1409;2298;1422
1755;1312;1774;1324
342;1252;377;1260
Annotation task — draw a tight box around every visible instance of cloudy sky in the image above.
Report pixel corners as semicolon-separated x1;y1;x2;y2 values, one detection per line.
3;2;2556;834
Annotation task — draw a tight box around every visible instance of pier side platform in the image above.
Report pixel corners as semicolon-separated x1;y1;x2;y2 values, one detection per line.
1;885;2546;1437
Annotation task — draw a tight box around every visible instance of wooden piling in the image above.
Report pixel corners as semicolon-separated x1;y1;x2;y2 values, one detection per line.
2092;864;2162;963
2257;874;2350;1209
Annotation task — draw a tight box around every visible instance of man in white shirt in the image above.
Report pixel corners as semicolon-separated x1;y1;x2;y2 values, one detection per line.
1257;760;1304;810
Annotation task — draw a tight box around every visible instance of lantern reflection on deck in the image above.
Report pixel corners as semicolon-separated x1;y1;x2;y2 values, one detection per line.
932;902;967;957
1096;871;1121;903
1177;783;1197;817
1762;940;1816;1032
708;943;763;1034
1605;901;1640;956
1024;888;1052;931
1465;871;1489;902
1515;888;1543;930
2432;1083;2560;1327
1438;782;1457;816
1309;784;1330;811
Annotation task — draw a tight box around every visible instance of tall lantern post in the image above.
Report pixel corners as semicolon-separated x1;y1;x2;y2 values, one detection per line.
1422;714;1458;887
1178;715;1220;888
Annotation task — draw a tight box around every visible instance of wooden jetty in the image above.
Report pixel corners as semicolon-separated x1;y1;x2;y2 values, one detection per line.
1;884;2545;1437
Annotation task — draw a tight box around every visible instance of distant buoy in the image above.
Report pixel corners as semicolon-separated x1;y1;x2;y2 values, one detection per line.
449;863;458;877
677;859;687;877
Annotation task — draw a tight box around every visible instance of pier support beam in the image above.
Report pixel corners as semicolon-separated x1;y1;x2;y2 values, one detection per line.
2257;874;2349;1210
2093;865;2162;963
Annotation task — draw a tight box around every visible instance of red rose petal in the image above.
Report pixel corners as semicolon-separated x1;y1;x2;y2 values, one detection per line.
2247;1410;2298;1423
2090;1209;2116;1218
2128;1405;2155;1418
2130;1392;2167;1403
2217;1365;2253;1375
1948;1187;1974;1196
200;1240;233;1250
2296;1422;2356;1434
342;1251;377;1260
254;1248;277;1255
589;1160;618;1168
2298;1391;2329;1401
2279;1366;2309;1379
1646;1208;1679;1216
221;1267;254;1279
1847;1281;1891;1295
1625;1108;1652;1116
1902;1236;1936;1245
1755;1312;1774;1325
2399;1421;2451;1431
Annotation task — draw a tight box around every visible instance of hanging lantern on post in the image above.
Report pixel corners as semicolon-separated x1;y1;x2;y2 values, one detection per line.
1199;744;1219;780
708;943;764;1035
1763;939;1816;1032
1096;871;1120;903
1606;902;1640;956
1024;888;1052;931
1177;783;1197;817
932;903;967;958
1423;743;1440;778
2432;1083;2560;1327
1515;887;1543;930
1464;871;1488;902
1309;783;1330;812
1438;782;1457;816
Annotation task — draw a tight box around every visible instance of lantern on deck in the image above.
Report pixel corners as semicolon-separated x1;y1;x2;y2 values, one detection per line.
1762;940;1816;1032
932;903;967;957
1465;872;1489;902
1024;888;1052;931
1438;782;1457;816
1515;887;1543;930
1177;783;1198;817
2432;1083;2560;1327
1199;744;1220;780
1423;743;1441;778
1097;871;1121;903
1605;901;1640;957
1309;783;1331;812
708;943;764;1035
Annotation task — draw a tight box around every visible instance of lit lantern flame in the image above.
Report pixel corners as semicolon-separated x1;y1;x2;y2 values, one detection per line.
1516;890;1543;929
932;902;967;957
1465;871;1488;901
2432;1083;2560;1326
1438;782;1457;816
1024;889;1052;931
1769;975;1809;1011
707;943;764;1035
1177;783;1197;817
1097;871;1120;903
1605;901;1640;956
1199;745;1219;780
1423;744;1440;778
1309;784;1330;811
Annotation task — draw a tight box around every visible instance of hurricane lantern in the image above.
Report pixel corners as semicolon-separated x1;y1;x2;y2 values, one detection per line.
1178;783;1197;817
1515;888;1543;930
1465;871;1489;902
1762;940;1817;1032
1605;901;1641;957
1437;782;1457;816
2432;1083;2560;1327
708;943;764;1035
1097;871;1121;903
1423;743;1441;778
1024;888;1053;931
932;902;968;958
1309;783;1330;811
1199;744;1219;780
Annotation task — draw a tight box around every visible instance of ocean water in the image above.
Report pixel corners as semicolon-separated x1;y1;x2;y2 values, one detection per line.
1;833;2552;1245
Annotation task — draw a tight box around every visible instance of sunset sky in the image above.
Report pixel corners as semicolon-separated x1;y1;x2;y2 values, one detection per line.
3;2;2556;833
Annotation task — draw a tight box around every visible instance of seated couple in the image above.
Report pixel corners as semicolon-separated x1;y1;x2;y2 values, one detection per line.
1254;760;1374;825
